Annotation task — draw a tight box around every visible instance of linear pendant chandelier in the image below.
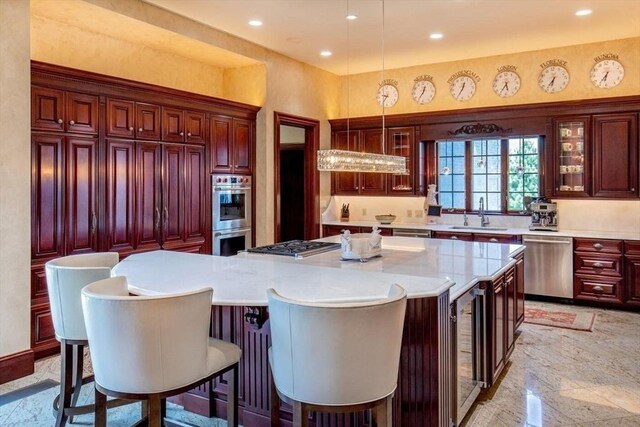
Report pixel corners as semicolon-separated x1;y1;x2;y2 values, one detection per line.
317;0;407;175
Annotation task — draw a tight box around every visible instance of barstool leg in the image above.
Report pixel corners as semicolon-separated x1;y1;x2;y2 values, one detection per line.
372;396;393;427
68;344;84;423
227;364;238;427
292;401;309;427
148;395;162;427
270;374;280;427
94;387;107;427
55;340;73;427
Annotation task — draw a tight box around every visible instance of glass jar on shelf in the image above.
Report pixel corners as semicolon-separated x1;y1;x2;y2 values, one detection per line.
555;118;588;194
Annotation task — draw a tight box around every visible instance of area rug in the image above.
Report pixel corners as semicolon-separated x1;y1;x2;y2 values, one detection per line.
524;306;596;331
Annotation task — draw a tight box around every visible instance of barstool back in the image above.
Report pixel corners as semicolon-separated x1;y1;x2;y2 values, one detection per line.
267;284;407;406
45;252;119;341
81;276;214;395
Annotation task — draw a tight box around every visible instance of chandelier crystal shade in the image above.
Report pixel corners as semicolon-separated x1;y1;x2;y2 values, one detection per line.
317;149;407;174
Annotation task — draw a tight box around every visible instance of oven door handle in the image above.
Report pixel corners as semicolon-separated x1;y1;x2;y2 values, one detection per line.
213;186;251;192
214;228;251;237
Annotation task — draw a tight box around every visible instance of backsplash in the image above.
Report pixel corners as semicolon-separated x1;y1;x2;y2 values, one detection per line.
322;196;640;234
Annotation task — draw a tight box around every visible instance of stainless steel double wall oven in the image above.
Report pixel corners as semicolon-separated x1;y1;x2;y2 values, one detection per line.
212;174;252;256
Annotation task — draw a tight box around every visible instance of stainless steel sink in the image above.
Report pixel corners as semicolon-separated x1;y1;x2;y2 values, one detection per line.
449;226;509;231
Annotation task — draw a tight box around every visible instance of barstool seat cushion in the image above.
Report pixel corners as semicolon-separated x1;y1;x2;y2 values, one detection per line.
207;338;242;375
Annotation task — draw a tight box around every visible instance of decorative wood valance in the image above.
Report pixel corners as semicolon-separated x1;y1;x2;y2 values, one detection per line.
447;123;512;136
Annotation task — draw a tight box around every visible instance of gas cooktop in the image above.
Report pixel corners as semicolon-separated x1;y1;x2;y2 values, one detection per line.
247;240;340;258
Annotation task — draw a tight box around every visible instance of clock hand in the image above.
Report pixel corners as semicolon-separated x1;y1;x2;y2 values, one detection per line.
600;71;609;84
457;82;466;98
547;76;556;89
501;82;509;93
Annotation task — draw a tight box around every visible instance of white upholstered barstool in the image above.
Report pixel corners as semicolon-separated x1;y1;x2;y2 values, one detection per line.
45;252;119;426
267;285;407;427
81;276;241;427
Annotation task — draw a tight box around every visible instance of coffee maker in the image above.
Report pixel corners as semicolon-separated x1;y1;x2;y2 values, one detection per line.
528;197;558;231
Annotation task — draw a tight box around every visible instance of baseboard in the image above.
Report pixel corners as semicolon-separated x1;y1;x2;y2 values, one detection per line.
0;349;35;385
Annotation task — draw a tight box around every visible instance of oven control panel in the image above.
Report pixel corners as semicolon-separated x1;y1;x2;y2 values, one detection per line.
212;175;251;186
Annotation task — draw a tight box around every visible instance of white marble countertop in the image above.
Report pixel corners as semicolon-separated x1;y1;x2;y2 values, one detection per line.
322;220;640;240
113;237;524;305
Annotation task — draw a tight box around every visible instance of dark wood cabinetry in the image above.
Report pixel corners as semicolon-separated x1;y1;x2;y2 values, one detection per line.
573;238;639;308
30;62;259;359
433;231;474;241
360;129;386;194
322;224;393;236
211;116;252;174
592;113;638;198
490;275;506;384
433;231;520;243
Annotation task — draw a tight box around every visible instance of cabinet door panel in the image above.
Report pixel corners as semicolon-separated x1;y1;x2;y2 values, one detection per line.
135;142;162;251
66;92;98;134
107;99;135;138
31;265;48;303
185;111;207;145
211;116;232;172
388;127;414;193
162;107;185;142
184;145;206;243
332;130;360;194
135;103;161;140
32;87;64;132
624;256;640;306
506;272;516;358
593;113;638;198
106;139;136;253
66;137;98;255
515;256;525;328
31;134;64;261
162;143;185;245
492;279;505;383
361;129;386;194
233;119;252;174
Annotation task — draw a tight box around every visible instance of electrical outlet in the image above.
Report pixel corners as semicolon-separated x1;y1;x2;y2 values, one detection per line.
407;210;412;218
415;210;423;218
362;208;367;216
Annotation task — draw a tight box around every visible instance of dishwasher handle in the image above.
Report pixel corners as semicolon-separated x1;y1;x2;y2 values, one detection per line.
522;238;572;245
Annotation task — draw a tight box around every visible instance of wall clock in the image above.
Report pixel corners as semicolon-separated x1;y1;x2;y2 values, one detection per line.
590;58;624;89
376;80;399;107
411;76;436;104
538;64;569;93
492;70;521;98
449;75;476;101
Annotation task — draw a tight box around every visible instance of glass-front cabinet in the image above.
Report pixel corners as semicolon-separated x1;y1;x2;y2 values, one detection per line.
553;117;590;197
387;127;415;194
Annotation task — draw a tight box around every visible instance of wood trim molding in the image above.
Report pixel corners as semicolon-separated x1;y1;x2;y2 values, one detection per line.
0;349;35;385
273;112;320;242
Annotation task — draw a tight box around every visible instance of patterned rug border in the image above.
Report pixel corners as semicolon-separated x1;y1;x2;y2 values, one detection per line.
523;307;596;332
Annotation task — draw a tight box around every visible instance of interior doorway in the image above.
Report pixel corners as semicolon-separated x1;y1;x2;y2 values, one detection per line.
274;112;320;243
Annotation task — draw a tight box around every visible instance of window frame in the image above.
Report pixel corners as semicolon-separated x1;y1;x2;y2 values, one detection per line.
436;136;544;215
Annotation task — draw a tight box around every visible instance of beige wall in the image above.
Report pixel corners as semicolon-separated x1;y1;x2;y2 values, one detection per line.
340;37;640;117
0;0;31;358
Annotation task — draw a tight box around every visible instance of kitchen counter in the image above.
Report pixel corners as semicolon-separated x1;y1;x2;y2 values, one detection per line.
113;237;524;304
322;219;640;240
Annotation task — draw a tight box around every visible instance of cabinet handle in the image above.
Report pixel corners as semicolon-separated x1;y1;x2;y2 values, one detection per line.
632;188;636;191
593;262;604;269
129;126;134;131
57;118;63;124
490;238;498;242
179;131;184;136
450;236;458;240
593;243;604;250
155;208;160;228
592;285;604;293
556;187;559;191
69;120;75;125
91;211;97;233
187;132;192;137
138;127;143;132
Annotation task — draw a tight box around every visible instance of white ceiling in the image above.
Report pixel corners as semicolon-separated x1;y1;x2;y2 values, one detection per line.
143;0;640;75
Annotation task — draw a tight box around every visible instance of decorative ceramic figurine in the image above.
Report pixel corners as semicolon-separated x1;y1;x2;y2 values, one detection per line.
340;227;382;262
424;184;442;224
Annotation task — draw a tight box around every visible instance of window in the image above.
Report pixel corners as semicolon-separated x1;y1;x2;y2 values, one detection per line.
437;137;541;213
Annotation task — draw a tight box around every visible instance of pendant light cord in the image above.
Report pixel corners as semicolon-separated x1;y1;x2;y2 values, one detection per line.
381;0;386;151
346;0;350;145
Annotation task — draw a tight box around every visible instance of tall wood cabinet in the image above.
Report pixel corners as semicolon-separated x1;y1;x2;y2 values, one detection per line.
29;62;259;359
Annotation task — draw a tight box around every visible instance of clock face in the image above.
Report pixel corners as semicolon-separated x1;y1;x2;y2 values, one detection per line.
538;65;569;93
411;80;436;104
450;76;476;101
493;71;521;98
591;59;624;89
376;84;399;107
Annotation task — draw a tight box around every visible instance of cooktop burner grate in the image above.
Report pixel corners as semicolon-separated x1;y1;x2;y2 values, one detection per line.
247;240;340;258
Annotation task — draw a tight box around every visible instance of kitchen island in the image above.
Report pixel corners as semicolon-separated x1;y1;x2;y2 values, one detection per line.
113;237;525;427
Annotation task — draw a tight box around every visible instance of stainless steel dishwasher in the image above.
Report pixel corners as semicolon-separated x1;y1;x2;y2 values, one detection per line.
392;228;432;238
522;235;573;298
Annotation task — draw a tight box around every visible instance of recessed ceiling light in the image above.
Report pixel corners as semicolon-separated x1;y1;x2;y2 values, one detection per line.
575;9;592;16
248;20;263;27
346;14;358;20
320;51;333;57
430;33;444;40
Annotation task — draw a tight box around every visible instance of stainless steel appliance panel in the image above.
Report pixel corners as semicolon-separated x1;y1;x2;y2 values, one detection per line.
522;235;573;298
212;175;251;231
213;227;251;256
392;228;431;238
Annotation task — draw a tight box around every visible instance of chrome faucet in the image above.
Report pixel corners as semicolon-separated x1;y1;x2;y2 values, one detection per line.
463;210;469;226
478;197;490;227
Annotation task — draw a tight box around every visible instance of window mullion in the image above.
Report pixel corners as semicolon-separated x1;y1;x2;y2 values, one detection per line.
501;138;508;214
465;140;472;212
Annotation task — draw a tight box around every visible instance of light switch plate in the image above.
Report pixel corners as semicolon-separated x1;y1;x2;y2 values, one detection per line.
407;210;412;218
415;210;423;218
